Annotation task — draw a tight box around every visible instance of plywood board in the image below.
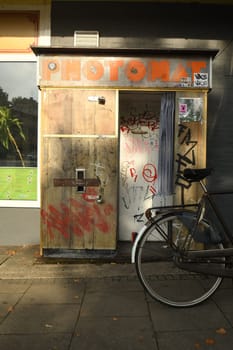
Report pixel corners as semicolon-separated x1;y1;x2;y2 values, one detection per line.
40;89;117;251
174;91;207;205
42;89;116;136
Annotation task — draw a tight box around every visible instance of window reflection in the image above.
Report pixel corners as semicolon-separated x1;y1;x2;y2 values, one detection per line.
0;62;38;167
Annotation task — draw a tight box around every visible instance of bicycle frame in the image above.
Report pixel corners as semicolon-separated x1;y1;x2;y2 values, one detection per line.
131;204;198;264
179;186;233;277
132;179;233;277
201;189;233;246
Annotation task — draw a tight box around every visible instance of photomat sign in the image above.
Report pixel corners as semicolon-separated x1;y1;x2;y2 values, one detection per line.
39;56;212;88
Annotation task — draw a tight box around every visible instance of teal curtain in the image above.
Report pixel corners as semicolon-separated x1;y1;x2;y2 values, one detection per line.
157;92;175;195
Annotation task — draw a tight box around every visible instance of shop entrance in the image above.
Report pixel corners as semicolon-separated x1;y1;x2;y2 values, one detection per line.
119;91;164;241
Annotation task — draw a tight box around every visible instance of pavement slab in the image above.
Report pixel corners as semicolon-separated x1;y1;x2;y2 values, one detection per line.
80;290;148;318
157;329;233;350
0;334;72;350
149;299;231;332
20;279;85;304
0;303;80;334
71;317;158;350
0;256;9;265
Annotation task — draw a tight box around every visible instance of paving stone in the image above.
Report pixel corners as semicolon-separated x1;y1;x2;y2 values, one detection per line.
0;293;24;322
0;280;31;293
80;290;148;318
0;334;71;350
0;256;9;265
20;280;85;304
71;317;158;350
157;329;233;350
149;300;231;332
85;277;144;292
0;304;80;334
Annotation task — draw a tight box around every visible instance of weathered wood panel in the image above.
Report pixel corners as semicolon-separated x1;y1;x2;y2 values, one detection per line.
40;89;117;251
91;137;117;249
72;90;116;135
174;91;207;205
42;90;73;134
41;137;73;249
42;89;116;136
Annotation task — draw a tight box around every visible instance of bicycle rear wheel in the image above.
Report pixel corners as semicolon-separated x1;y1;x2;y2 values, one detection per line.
135;211;224;307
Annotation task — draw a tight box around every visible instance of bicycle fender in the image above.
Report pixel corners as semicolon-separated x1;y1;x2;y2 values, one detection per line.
131;220;165;264
131;209;195;264
131;224;148;264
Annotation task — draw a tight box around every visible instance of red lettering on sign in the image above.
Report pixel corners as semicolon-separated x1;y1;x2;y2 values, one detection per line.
125;60;146;81
40;57;210;88
42;59;60;80
148;60;170;81
61;59;81;80
171;63;188;82
107;60;124;80
84;60;104;80
188;61;207;78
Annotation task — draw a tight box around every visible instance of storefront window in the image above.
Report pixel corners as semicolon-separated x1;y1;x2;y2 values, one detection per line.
0;62;38;202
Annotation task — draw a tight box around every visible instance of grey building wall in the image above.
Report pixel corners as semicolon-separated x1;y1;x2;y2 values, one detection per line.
0;208;40;245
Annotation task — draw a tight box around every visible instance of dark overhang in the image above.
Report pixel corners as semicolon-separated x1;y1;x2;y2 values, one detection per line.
31;46;219;59
52;0;233;4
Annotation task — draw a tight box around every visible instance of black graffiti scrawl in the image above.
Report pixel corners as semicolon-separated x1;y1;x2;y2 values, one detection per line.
175;123;198;204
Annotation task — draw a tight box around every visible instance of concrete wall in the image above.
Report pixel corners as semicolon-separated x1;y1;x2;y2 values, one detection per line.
0;208;40;245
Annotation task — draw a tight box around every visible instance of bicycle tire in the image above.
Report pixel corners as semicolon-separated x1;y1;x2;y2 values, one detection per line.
135;210;224;307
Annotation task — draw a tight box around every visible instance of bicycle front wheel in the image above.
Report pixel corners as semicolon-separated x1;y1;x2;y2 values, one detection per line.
135;211;224;307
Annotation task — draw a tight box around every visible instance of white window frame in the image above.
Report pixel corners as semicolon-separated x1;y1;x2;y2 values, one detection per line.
0;3;50;208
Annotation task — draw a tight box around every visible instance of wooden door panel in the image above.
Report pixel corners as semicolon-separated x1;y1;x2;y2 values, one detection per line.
41;89;117;251
41;137;73;249
42;90;73;135
72;90;116;135
91;137;117;249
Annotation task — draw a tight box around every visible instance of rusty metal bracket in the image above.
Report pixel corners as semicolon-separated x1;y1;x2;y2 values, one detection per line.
53;178;100;187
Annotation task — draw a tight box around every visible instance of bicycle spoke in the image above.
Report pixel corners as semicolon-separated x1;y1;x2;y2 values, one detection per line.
135;211;224;307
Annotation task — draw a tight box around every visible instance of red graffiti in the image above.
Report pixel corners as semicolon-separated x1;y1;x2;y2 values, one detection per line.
149;185;157;194
142;163;157;182
123;139;158;154
129;167;138;182
41;198;114;240
120;111;159;134
82;187;98;202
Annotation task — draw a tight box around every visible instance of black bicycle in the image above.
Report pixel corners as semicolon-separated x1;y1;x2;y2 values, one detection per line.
131;168;233;307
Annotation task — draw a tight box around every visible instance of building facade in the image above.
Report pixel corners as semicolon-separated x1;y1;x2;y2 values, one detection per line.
0;0;233;257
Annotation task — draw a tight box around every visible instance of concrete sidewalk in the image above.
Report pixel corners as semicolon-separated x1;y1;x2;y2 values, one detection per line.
0;244;136;279
0;245;233;350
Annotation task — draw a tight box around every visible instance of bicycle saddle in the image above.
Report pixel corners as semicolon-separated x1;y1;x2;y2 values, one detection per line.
183;168;213;182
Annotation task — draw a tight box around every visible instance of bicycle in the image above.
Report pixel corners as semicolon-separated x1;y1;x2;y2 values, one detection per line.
131;168;233;307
